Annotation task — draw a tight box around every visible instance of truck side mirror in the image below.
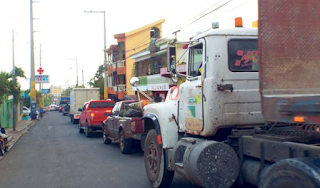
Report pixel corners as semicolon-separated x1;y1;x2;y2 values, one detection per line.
167;44;176;72
171;69;179;83
78;108;82;112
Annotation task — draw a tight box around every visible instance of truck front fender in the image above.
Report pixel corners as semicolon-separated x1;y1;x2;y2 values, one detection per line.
143;102;179;149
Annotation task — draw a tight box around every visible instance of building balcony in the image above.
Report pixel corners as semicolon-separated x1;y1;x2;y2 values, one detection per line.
107;84;126;99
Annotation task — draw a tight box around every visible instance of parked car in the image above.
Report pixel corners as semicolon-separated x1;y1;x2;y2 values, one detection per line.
102;100;144;154
22;106;31;116
78;99;115;137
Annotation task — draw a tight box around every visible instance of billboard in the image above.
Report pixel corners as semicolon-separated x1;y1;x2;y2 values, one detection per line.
35;75;50;83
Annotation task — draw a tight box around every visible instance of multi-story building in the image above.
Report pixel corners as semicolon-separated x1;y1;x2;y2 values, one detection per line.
105;19;165;101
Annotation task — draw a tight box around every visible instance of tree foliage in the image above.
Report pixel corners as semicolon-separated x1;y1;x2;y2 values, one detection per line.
0;67;26;104
62;87;73;97
88;64;104;99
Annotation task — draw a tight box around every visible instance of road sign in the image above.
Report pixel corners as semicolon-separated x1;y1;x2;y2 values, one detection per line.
35;75;50;83
37;67;44;75
41;89;50;94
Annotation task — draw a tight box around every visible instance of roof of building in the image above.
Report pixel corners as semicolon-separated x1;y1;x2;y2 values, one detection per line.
125;19;165;37
114;33;125;39
107;45;118;53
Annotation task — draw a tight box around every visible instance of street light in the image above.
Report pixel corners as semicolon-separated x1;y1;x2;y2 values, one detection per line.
67;58;78;87
84;10;107;97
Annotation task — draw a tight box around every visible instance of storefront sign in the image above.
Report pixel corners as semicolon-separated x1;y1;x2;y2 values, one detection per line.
147;84;169;91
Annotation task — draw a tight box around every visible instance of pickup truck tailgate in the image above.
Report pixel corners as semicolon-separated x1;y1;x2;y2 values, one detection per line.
259;0;320;124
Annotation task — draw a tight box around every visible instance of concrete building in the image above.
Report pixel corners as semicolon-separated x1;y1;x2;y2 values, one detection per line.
105;19;165;101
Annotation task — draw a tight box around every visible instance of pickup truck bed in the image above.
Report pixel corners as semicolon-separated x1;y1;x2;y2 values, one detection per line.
102;100;144;154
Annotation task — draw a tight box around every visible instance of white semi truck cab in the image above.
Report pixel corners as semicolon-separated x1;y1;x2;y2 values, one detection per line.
141;2;320;187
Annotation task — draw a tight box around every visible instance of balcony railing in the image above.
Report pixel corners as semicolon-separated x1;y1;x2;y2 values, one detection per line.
118;84;126;91
116;60;125;67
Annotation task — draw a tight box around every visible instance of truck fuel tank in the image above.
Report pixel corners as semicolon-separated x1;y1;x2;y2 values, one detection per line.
171;138;239;188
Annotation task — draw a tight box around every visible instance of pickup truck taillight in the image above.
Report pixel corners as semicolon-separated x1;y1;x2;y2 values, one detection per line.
90;113;94;121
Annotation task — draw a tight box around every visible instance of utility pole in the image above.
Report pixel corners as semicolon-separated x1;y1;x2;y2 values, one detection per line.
76;59;78;87
67;58;78;87
84;10;107;98
82;69;84;87
39;44;42;108
12;30;16;131
30;0;37;120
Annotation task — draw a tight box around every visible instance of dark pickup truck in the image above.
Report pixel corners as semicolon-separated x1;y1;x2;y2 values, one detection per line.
102;100;143;154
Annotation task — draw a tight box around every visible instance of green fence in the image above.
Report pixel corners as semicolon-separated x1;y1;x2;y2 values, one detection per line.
0;95;13;128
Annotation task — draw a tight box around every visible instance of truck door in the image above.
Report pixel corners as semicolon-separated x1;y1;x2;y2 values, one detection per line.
178;40;204;133
107;102;120;138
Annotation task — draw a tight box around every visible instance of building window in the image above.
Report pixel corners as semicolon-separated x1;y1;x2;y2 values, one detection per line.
150;27;160;39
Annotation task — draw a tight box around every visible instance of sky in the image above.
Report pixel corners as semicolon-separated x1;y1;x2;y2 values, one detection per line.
0;0;258;91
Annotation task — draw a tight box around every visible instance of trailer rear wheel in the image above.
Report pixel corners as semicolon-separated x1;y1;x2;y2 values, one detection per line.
144;129;174;188
260;158;320;188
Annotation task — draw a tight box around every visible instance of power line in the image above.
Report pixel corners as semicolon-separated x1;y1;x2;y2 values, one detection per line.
125;0;229;54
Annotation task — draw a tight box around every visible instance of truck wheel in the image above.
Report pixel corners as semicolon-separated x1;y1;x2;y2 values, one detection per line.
103;128;112;144
78;123;84;134
85;123;92;138
119;130;133;154
260;158;320;188
73;119;77;124
144;129;174;188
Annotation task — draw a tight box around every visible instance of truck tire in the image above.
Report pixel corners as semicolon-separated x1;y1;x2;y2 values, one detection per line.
85;123;92;138
78;123;84;134
103;128;112;144
260;158;320;188
144;129;174;188
119;130;133;154
73;119;77;124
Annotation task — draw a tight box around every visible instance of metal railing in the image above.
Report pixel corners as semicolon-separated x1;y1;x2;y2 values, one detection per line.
118;84;126;91
116;60;125;67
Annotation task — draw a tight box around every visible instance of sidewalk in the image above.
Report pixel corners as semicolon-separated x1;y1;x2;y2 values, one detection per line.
0;119;36;160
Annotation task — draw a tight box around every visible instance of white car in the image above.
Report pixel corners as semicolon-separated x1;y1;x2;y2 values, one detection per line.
22;106;31;116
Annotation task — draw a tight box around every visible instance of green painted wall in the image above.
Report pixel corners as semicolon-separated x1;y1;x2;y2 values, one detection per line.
0;95;13;128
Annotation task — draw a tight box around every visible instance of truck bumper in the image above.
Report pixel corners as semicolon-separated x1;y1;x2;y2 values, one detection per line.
89;124;103;131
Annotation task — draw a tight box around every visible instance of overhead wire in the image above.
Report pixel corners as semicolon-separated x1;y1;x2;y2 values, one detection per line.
114;0;241;62
176;0;247;40
125;0;230;54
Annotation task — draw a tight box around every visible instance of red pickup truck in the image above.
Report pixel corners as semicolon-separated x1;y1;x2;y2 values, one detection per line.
102;100;143;154
78;99;115;137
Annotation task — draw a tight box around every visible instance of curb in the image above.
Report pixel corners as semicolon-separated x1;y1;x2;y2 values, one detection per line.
0;121;36;161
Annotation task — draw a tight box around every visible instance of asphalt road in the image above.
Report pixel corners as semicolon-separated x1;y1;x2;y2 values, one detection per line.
0;111;199;188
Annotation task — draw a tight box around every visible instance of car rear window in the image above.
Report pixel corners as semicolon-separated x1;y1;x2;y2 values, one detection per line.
89;102;114;108
228;39;258;72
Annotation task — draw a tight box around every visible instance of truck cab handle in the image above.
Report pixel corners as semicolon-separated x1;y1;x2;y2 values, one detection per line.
217;84;234;92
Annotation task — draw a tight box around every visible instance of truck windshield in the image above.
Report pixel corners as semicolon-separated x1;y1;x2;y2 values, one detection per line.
188;43;203;77
228;39;258;72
